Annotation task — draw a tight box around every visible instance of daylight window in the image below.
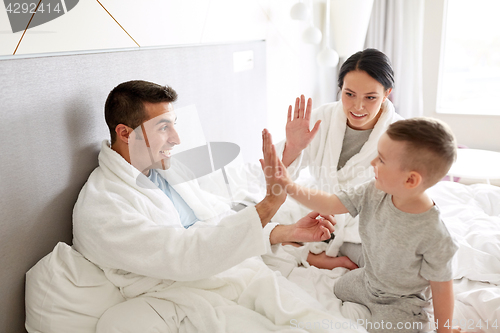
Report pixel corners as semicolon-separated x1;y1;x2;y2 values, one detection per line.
437;0;500;115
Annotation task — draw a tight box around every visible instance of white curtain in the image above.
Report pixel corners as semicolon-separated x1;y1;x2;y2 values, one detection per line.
364;0;425;118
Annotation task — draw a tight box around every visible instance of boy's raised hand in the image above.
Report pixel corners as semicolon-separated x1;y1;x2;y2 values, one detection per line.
260;129;291;203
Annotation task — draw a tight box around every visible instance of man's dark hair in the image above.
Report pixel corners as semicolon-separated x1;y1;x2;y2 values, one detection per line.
105;80;178;144
338;48;395;91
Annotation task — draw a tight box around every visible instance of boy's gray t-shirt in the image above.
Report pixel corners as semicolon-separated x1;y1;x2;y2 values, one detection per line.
337;180;458;297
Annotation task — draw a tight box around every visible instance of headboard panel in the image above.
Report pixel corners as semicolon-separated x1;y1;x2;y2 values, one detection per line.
0;41;266;332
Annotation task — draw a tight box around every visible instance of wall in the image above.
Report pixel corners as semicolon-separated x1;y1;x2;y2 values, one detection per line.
5;1;495;151
1;0;338;143
422;0;500;152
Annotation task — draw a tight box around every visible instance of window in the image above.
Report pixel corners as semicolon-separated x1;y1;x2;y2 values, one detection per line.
437;0;500;115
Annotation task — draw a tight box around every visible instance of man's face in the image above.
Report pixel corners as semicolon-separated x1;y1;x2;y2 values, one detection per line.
129;102;180;174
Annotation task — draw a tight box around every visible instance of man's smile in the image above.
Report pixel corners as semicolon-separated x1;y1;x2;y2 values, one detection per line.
160;150;172;158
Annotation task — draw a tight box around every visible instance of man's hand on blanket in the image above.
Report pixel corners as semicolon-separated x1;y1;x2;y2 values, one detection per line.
282;95;321;167
270;211;335;245
293;211;336;242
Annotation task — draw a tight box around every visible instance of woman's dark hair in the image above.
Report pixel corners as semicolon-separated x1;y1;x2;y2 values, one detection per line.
338;48;394;91
105;80;178;144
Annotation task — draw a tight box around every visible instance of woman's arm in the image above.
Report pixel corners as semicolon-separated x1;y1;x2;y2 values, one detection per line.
282;95;321;167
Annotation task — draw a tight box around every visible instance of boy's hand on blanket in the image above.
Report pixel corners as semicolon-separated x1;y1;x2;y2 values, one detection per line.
282;95;321;167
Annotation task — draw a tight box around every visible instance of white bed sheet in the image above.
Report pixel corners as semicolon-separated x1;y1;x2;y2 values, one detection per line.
428;181;500;285
429;181;500;333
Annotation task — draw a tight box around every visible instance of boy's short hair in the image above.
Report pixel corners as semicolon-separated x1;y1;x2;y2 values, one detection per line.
386;117;457;187
105;80;178;144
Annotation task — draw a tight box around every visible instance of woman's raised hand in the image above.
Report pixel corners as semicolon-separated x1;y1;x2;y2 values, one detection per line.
282;95;321;167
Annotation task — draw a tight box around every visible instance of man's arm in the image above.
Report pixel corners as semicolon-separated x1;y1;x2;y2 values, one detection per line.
255;196;283;228
430;280;462;333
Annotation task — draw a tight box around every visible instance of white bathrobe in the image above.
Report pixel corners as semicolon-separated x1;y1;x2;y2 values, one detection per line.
273;99;402;261
73;141;365;332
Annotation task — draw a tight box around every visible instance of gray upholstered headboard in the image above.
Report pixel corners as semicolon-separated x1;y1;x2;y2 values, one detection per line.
0;40;267;332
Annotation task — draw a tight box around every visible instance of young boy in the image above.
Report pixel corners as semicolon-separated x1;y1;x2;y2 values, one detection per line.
262;118;460;333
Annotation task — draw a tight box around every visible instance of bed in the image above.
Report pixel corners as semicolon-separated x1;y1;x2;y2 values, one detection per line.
218;164;500;333
0;41;268;332
1;42;499;333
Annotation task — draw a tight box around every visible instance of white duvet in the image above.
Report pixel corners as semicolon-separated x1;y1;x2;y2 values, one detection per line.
428;181;500;285
429;181;500;333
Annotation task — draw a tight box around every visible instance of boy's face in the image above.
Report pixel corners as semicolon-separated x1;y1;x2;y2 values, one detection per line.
370;133;408;194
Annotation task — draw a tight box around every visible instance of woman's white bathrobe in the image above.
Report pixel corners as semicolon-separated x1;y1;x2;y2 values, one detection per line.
273;100;402;262
73;141;365;332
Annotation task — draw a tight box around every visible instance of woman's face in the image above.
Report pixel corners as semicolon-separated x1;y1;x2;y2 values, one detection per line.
341;70;392;130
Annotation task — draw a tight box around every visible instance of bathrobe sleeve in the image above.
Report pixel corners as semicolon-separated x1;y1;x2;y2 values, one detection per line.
73;167;269;282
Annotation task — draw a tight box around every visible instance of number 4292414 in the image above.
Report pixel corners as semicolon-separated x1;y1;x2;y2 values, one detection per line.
6;3;62;14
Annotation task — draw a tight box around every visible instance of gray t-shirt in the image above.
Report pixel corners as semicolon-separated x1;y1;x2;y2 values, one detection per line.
337;126;373;170
338;180;458;297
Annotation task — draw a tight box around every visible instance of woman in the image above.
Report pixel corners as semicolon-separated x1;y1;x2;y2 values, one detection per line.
276;48;403;270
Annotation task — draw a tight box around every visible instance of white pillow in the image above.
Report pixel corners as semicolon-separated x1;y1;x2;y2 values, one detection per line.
25;242;125;333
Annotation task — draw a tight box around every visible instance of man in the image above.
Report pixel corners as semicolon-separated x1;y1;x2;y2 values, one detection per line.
72;80;364;332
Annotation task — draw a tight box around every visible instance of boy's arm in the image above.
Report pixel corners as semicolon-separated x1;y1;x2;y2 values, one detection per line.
285;182;349;216
430;280;461;333
261;129;349;216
